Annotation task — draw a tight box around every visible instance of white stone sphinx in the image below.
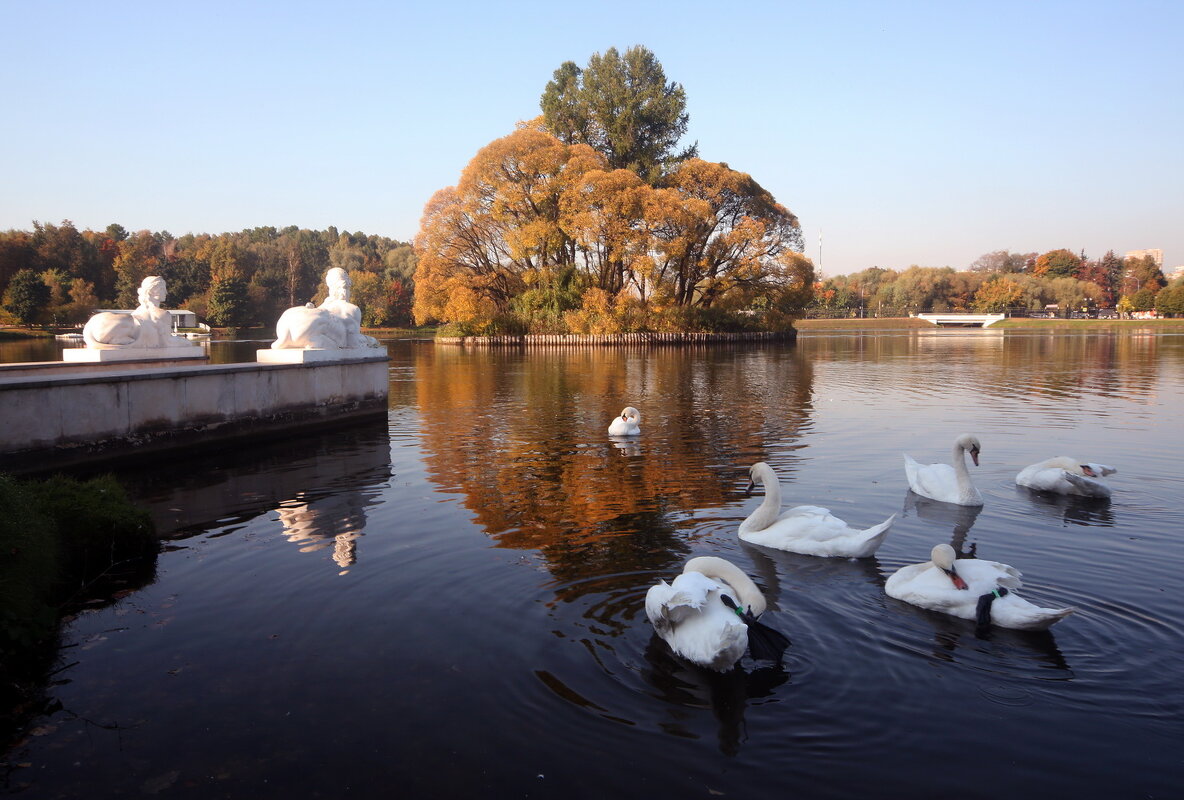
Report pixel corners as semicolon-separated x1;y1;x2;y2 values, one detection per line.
259;268;382;363
65;276;204;362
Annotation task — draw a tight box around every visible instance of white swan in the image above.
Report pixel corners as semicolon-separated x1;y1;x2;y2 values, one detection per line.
1016;456;1116;498
885;544;1074;630
645;556;788;671
608;406;641;436
738;462;895;557
904;433;984;506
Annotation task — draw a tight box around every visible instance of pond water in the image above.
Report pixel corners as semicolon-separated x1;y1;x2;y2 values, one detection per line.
4;331;1183;798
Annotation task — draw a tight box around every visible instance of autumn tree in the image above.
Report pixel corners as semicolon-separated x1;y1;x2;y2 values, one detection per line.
973;276;1024;312
970;250;1035;273
1032;248;1084;279
541;45;697;184
113;230;164;306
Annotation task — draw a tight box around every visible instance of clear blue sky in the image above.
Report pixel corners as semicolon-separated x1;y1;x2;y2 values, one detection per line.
3;0;1181;276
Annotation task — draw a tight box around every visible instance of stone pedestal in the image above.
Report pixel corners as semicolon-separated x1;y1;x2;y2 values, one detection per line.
63;347;206;363
256;348;379;364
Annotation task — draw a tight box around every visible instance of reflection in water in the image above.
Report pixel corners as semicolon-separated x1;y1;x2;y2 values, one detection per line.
924;617;1073;675
414;344;816;596
903;491;982;556
1015;486;1116;527
642;635;789;757
276;490;370;569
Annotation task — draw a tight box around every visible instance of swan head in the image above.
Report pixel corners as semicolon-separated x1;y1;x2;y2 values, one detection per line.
619;407;639;423
956;434;982;466
745;462;775;495
930;543;968;590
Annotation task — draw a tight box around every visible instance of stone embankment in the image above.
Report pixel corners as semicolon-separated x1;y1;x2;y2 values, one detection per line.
435;331;794;346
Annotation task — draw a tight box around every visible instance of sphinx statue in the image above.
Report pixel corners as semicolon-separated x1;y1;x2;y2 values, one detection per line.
271;268;381;350
82;276;198;350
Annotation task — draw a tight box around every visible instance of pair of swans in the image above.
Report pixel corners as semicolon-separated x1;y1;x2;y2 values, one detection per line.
647;462;894;669
905;433;1118;503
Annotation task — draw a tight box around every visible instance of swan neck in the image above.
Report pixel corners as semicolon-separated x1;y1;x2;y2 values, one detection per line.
952;442;972;487
687;557;767;615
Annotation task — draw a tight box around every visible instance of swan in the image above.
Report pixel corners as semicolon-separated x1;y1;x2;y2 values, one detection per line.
645;556;789;671
1016;456;1116;498
608;406;641;436
738;462;895;557
885;544;1074;631
903;433;984;506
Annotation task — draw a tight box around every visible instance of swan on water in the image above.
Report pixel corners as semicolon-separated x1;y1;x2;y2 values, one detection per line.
738;462;895;558
1016;456;1116;498
645;556;790;671
608;406;641;436
884;544;1074;631
903;433;984;506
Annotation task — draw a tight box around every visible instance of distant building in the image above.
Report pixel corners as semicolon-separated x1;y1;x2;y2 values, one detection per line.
1168;265;1184;281
1125;249;1164;267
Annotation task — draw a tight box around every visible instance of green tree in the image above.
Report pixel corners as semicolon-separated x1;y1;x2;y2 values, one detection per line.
1155;284;1184;316
205;276;250;327
969;250;1035;273
2;269;51;323
541;45;697;184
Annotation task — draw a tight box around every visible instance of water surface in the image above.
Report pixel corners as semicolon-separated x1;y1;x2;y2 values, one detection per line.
4;331;1182;798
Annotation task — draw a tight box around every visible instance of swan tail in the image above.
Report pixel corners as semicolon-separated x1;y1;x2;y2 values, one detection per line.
721;595;790;664
851;514;895;557
1063;472;1112;498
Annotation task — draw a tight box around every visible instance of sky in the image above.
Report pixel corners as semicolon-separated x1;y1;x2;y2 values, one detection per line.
3;0;1181;277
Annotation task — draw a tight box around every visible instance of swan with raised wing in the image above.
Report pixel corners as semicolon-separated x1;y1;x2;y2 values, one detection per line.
885;544;1074;630
1016;456;1116;498
646;556;790;671
608;406;641;436
738;462;895;557
904;433;984;506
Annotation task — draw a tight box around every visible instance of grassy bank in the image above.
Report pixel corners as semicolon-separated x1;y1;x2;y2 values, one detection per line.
1;474;157;744
990;318;1184;331
0;329;56;341
793;317;933;330
794;317;1184;332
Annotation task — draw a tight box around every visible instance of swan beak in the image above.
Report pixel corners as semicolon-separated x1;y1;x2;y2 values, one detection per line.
943;566;969;591
744;478;756;497
970;447;980;467
1081;465;1096;477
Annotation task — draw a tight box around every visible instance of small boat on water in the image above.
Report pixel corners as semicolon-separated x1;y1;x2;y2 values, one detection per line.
55;332;84;340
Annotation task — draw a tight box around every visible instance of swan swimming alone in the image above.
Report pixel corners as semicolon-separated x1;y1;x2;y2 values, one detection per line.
645;556;790;671
738;462;895;558
608;406;641;436
885;544;1075;631
1016;456;1116;498
904;433;984;506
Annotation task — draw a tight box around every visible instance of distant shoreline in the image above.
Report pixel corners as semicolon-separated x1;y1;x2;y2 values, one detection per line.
794;317;1184;332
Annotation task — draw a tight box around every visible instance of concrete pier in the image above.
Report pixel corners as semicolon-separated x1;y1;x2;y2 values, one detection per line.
0;355;389;472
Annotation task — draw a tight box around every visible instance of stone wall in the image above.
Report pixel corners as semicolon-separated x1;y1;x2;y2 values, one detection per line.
1;356;389;472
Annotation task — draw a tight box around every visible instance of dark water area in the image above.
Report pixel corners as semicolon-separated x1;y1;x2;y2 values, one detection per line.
3;331;1183;798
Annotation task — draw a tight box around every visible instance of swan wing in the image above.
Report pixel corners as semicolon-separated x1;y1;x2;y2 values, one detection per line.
645;572;747;670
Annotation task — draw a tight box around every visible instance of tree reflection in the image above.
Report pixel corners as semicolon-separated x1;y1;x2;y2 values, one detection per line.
414;344;815;599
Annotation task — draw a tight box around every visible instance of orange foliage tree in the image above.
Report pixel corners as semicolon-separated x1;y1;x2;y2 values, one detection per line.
414;129;809;329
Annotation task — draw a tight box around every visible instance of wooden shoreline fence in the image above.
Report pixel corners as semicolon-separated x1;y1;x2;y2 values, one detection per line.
435;331;795;346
